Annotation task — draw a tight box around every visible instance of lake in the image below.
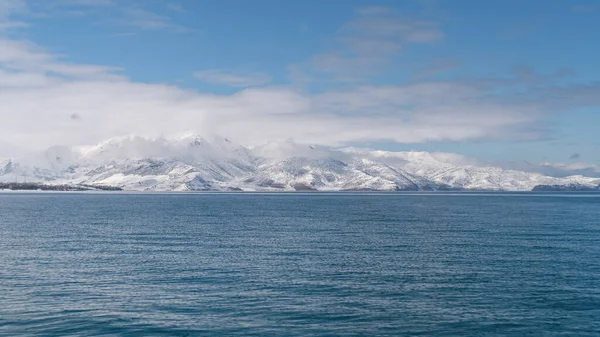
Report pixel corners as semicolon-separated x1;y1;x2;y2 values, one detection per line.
1;193;599;336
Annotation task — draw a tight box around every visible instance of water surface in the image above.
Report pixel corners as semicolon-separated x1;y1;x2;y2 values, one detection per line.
1;193;599;336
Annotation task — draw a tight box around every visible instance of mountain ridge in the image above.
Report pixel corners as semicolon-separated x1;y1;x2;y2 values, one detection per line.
2;135;599;192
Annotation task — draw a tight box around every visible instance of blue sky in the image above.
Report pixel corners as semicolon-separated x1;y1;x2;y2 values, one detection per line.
0;0;599;172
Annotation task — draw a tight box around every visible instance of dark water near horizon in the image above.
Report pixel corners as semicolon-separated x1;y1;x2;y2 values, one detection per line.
1;193;599;336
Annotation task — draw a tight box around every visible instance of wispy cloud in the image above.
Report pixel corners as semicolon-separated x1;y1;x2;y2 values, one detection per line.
194;69;272;87
343;13;444;44
1;1;599;162
62;0;115;6
113;6;193;33
0;20;27;30
572;4;600;13
354;6;393;16
165;2;187;13
3;37;600;153
290;5;444;84
0;0;27;18
0;0;27;31
120;7;172;30
415;152;600;178
538;162;600;177
12;0;193;34
0;38;123;80
412;58;460;79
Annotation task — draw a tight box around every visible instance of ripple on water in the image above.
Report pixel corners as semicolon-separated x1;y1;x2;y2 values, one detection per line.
1;193;600;336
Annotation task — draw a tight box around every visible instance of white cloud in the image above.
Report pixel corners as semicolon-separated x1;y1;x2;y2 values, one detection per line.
0;39;51;63
0;39;123;80
1;2;599;164
1;36;599;156
194;70;272;87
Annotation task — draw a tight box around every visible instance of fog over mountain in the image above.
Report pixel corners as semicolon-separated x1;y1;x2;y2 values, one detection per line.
1;134;598;192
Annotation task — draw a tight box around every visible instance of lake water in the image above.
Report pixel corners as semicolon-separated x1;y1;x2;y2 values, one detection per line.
1;193;599;336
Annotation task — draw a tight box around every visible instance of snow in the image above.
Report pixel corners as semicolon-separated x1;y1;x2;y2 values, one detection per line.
1;135;599;191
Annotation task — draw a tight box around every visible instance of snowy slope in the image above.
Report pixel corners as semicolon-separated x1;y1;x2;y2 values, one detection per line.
343;148;600;191
2;135;599;191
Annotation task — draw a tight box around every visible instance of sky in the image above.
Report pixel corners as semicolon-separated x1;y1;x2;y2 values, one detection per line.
0;0;599;174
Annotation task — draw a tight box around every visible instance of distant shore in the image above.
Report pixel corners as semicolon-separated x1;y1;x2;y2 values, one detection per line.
0;183;122;191
1;185;599;194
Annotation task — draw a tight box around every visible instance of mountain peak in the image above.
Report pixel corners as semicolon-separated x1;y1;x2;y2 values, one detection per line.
173;133;207;147
2;135;599;191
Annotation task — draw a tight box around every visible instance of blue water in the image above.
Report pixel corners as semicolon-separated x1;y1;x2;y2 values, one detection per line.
1;193;599;336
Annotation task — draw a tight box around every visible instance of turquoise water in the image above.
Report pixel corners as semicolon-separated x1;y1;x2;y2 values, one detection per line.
1;193;599;336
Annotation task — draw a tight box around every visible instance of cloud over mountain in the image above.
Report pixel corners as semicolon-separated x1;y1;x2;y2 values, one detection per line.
0;0;598;171
2;135;598;191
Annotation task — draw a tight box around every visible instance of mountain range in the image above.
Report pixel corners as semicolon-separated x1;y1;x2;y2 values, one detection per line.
1;134;599;192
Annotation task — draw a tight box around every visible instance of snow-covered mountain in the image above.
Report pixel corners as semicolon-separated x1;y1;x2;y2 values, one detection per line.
2;135;599;191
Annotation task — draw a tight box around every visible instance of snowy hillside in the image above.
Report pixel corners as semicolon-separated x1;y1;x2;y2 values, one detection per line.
1;135;599;191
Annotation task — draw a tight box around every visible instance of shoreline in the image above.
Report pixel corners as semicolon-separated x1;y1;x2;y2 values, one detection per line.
2;190;599;197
